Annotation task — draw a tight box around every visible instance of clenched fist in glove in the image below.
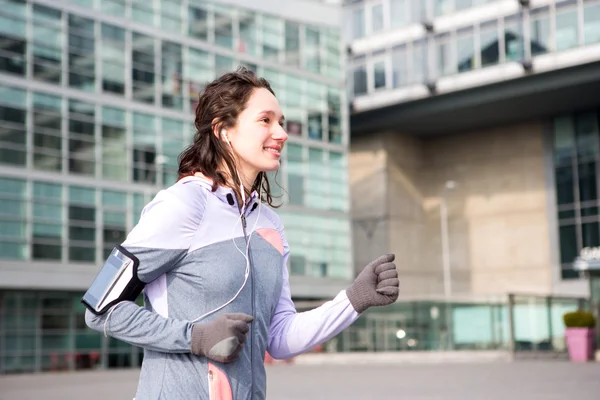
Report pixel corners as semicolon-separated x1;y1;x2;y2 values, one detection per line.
190;313;253;363
346;254;399;314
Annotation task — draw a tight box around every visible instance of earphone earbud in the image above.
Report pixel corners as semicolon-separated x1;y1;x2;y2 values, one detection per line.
221;128;229;144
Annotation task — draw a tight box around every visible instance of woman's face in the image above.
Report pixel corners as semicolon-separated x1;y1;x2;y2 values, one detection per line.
225;88;288;180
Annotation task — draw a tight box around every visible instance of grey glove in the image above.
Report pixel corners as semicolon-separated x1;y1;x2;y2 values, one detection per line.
346;254;399;314
190;313;253;363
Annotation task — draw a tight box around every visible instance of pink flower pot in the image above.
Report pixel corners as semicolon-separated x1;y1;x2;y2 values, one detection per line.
565;328;595;362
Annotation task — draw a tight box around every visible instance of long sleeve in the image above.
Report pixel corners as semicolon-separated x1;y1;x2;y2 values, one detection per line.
85;187;206;353
267;235;360;360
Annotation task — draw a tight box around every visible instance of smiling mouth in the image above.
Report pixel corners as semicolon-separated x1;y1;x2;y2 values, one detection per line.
263;147;281;154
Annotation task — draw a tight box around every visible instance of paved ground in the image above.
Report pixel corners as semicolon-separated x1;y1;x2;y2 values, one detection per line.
1;360;600;399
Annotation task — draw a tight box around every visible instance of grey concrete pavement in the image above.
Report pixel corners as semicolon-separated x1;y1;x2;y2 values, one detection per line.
1;361;599;399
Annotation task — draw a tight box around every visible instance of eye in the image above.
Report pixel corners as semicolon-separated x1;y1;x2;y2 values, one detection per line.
260;117;270;124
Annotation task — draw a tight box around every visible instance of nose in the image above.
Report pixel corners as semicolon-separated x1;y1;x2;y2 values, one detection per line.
273;124;288;142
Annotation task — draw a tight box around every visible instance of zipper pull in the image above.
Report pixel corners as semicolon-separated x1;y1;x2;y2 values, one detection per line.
241;214;247;229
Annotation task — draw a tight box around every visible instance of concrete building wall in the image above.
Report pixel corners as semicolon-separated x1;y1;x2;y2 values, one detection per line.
350;121;556;297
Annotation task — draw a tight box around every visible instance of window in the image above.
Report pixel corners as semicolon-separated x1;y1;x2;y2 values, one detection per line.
132;112;157;184
555;4;578;51
161;118;185;186
32;182;63;261
307;148;327;210
161;42;183;110
262;15;283;62
101;24;126;95
238;10;258;56
32;5;62;84
101;106;128;181
349;6;365;40
131;0;154;26
373;59;386;90
504;14;523;62
68;15;95;92
214;6;233;49
132;33;156;105
101;0;125;17
0;177;27;260
33;93;62;172
530;7;550;56
286;144;304;205
185;48;212;112
189;4;208;41
371;3;384;34
0;85;27;166
390;0;409;29
160;0;182;34
479;20;499;68
553;110;600;279
305;27;320;73
68;100;95;176
584;3;600;45
456;27;475;73
68;186;96;262
328;88;342;144
0;0;27;76
102;190;127;258
352;64;367;96
284;22;301;67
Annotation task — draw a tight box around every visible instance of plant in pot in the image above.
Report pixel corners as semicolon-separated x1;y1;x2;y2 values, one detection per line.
563;309;596;362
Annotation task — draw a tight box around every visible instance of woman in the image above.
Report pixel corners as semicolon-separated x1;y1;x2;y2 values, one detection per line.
85;67;399;400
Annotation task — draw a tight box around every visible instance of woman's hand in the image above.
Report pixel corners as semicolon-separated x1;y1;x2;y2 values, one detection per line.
191;313;254;363
345;254;399;314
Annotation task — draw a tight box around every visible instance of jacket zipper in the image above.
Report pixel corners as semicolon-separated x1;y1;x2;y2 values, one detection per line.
240;203;254;399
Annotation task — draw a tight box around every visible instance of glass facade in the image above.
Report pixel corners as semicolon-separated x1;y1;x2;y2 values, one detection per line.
552;108;600;280
346;0;600;97
0;0;350;373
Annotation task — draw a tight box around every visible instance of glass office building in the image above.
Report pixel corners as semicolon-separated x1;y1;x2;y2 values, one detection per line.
0;0;350;373
344;0;600;289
